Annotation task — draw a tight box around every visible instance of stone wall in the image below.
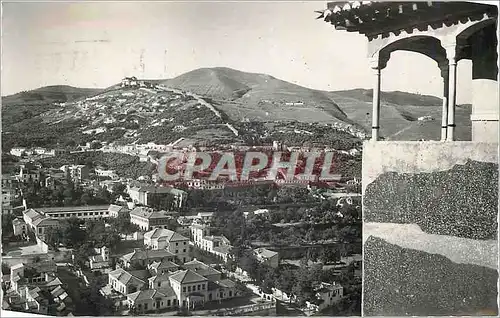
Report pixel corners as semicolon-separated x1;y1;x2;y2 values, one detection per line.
362;141;498;316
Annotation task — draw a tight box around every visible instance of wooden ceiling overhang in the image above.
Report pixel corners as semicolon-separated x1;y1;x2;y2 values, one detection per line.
320;1;498;41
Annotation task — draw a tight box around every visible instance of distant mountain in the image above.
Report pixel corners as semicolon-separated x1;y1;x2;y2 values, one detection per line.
327;89;471;141
2;85;103;106
162;67;355;126
1;67;472;151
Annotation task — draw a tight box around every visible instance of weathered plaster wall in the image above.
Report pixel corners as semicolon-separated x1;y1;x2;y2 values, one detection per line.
362;141;498;191
362;140;498;316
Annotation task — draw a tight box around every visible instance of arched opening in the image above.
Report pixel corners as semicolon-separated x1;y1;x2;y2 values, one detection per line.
456;18;498;142
371;35;467;141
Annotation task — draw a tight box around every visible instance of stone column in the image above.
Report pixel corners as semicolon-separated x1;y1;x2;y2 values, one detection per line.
370;59;382;141
439;64;449;141
445;45;457;141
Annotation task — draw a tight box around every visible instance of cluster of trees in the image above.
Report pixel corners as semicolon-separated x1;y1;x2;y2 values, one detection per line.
45;214;138;269
22;180;113;208
211;203;361;251
40;152;154;180
265;126;361;151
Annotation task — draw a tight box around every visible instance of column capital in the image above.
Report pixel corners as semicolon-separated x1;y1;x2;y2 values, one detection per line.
369;52;390;70
443;43;457;65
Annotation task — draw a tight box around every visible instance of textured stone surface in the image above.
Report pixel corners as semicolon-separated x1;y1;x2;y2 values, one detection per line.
364;236;499;316
364;160;498;240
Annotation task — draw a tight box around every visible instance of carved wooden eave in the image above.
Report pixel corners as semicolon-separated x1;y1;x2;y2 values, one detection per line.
316;1;498;40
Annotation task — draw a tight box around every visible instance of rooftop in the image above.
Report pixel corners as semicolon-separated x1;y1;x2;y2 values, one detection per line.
320;1;498;40
144;228;189;241
121;249;175;262
254;248;278;259
36;205;110;213
130;207;174;220
169;270;208;284
109;268;148;285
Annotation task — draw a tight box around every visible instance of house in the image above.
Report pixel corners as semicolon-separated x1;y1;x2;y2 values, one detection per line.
127;288;178;314
143;228;190;263
168;270;208;309
121;76;139;87
306;282;343;312
95;168;119;180
10;147;26;157
60;165;89;183
23;283;72;315
254;248;279;268
23;209;59;239
108;204;130;218
108;268;149;295
120;249;177;269
130;207;176;231
122;260;239;312
128;185;186;209
88;246;110;270
17;166;42;183
190;220;233;262
182;259;222;281
35;205;110;220
10;261;59;293
243;209;269;219
148;260;180;276
196;212;214;223
12;218;27;237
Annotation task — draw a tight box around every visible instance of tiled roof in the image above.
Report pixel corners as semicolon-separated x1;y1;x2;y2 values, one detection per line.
32;217;59;227
12;218;26;225
148;273;171;284
109;268;147;285
24;209;44;222
149;260;179;272
130;207;173;220
127;285;176;302
183;260;221;278
213;245;232;255
27;261;57;273
254;248;278;259
121;249;175;262
37;205;109;213
108;204;129;213
144;228;188;241
131;186;186;196
216;279;236;289
169;270;207;284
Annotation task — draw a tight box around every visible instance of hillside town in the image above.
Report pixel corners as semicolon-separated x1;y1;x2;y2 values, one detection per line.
2;127;362;316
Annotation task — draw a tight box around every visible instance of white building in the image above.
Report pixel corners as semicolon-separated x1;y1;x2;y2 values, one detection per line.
306;282;344;312
143;228;190;263
35;205;111;220
130;207;177;231
190;220;232;262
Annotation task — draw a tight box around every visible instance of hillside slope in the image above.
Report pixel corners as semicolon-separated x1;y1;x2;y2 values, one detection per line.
2;85;103;106
328;89;471;141
163;67;354;126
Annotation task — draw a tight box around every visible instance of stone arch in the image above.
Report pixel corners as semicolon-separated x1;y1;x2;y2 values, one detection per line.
454;17;497;42
377;35;447;66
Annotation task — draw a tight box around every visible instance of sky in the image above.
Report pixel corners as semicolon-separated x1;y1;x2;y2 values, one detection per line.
2;1;474;103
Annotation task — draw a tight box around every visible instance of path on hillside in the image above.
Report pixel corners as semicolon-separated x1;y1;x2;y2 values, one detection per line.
158;85;240;137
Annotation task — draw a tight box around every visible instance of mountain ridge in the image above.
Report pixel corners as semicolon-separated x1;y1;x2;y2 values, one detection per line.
2;66;472;145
